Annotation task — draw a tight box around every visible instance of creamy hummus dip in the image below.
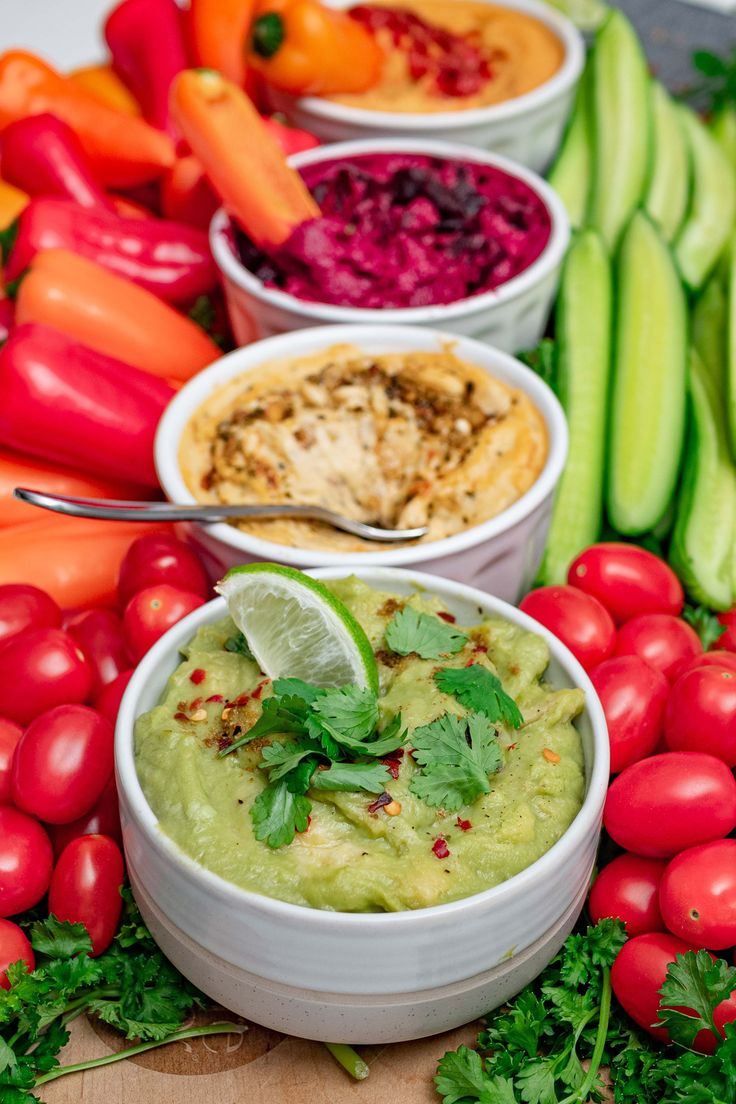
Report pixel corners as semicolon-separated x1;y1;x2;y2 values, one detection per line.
179;344;548;553
330;0;565;114
134;578;586;912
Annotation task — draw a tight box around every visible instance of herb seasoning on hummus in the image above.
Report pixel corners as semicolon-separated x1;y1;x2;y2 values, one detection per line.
179;344;548;553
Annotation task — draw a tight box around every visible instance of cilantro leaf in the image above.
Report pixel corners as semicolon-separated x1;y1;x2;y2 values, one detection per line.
385;606;468;660
251;779;311;848
223;630;254;659
311;685;379;742
221;692;312;755
435;665;523;729
272;678;323;704
29;917;92;959
260;739;321;782
310;762;392;793
308;699;404;758
656;950;736;1048
409;712;502;811
682;605;726;650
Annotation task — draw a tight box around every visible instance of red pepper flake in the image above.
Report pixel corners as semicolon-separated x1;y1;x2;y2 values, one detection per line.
217;734;233;751
432;837;450;859
456;818;472;832
190;668;206;685
368;791;393;814
173;711;189;722
381;748;405;779
472;643;488;654
251;680;266;700
438;610;456;623
190;697;204;711
206;694;224;703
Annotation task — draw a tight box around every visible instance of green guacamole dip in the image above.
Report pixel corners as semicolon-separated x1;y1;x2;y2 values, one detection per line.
134;578;586;912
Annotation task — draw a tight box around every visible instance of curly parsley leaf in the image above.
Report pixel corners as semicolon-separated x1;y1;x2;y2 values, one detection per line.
682;605;726;650
409;712;502;812
656;950;736;1049
29;917;92;959
435;665;523;729
385;606;468;660
310;761;392;793
435;1045;493;1103
251;779;311;848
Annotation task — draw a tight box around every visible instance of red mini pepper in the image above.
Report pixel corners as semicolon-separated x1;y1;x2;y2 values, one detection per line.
0;299;13;343
4;198;216;304
0;323;174;486
0;114;114;211
105;0;188;138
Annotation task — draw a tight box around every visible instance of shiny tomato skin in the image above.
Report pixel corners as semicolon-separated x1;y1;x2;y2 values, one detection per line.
568;543;684;623
11;704;114;825
117;533;209;606
665;666;736;766
0;806;53;916
0;717;23;804
123;585;205;662
0;917;34;989
0;629;92;725
603;751;736;857
589;656;669;773
686;650;736;675
716;608;736;652
614;614;701;683
48;774;122;857
48;835;124;956
66;608;129;697
519;586;616;670
659;840;736;950
0;583;61;646
94;668;134;723
588;853;667;936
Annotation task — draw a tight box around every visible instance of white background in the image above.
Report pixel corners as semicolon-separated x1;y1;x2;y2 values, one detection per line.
0;0;109;70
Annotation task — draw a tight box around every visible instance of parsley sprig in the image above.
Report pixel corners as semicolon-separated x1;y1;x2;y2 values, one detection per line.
385;606;469;660
656;950;736;1049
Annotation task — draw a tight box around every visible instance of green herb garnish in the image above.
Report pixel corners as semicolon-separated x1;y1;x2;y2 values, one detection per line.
409;712;503;812
223;630;255;659
435;665;524;729
683;604;726;650
385;606;469;660
251;780;312;849
686;48;736;114
656;950;736;1049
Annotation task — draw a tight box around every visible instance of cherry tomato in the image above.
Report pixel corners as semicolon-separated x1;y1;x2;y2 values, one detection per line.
94;668;134;722
49;775;122;857
603;751;736;857
0;583;61;646
0;717;23;804
659;839;736;950
0;806;53;916
716;608;736;652
519;586;616;670
66;608;129;697
664;665;736;766
117;533;209;606
48;835;124;956
589;656;669;773
11;704;113;825
123;585;205;662
0;917;34;989
0;628;92;725
588;853;667;936
568;543;683;623
686;650;736;675
614;614;701;683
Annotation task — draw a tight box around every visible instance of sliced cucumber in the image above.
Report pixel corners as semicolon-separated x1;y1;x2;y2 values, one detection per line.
692;271;727;397
711;105;736;176
670;350;736;610
607;211;688;535
542;0;608;32
674;106;736;291
588;10;651;251
538;230;612;584
727;236;736;462
547;69;592;230
644;81;690;243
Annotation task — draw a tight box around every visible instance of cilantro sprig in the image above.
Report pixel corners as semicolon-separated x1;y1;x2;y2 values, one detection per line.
385;606;469;660
409;712;503;812
435;665;523;729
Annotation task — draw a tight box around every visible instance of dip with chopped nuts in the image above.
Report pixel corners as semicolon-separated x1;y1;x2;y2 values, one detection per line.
134;577;585;912
179;343;548;553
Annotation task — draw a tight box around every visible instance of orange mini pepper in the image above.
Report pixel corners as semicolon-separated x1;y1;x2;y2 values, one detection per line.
247;0;383;96
69;64;141;116
189;0;256;87
0;179;28;229
0;51;174;188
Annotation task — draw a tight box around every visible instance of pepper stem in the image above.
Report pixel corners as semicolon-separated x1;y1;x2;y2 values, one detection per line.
251;12;286;58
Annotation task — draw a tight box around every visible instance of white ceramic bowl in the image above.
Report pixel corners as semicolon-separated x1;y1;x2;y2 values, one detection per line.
210;138;570;354
264;0;585;172
154;323;568;602
116;566;608;1043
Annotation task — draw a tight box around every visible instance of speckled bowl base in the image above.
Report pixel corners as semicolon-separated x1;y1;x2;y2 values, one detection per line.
130;872;588;1044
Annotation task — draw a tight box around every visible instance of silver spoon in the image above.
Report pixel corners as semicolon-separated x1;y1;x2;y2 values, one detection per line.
13;488;428;543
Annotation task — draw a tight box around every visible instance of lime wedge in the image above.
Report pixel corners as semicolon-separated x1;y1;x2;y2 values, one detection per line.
216;564;379;693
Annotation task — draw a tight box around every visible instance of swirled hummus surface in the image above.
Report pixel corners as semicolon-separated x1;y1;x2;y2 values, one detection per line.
179;344;548;552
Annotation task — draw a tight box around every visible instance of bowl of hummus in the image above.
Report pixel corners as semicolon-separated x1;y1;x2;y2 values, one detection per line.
116;566;609;1042
261;0;584;171
154;323;568;601
209;138;570;353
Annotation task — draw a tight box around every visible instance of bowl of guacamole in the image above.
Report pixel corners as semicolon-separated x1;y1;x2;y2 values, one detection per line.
116;566;608;1043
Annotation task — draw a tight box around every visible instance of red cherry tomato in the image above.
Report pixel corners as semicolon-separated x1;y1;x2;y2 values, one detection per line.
589;656;669;773
659;839;736;950
66;608;129;697
568;543;684;623
0;583;61;646
0;628;92;725
604;751;736;857
614;614;701;683
11;704;113;825
0;806;53;916
123;585;205;662
664;665;736;766
117;533;209;606
588;853;667;936
49;774;122;857
48;835;124;956
519;586;616;670
94;668;134;722
0;717;23;804
686;650;736;675
716;608;736;652
0;917;34;989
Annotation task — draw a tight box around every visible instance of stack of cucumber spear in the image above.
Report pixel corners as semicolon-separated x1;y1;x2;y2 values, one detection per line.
539;8;736;611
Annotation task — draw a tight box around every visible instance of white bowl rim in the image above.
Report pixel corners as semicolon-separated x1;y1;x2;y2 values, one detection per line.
154;322;569;568
116;565;609;929
273;0;585;131
209;136;570;324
